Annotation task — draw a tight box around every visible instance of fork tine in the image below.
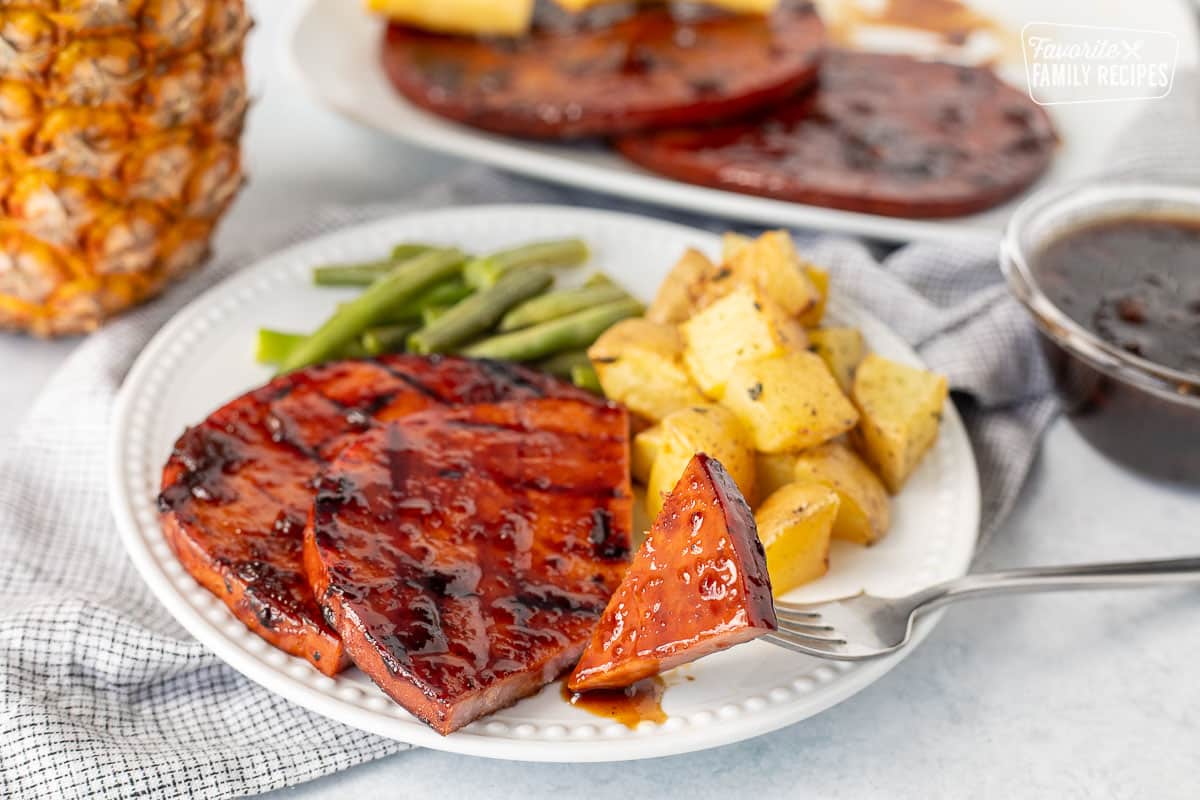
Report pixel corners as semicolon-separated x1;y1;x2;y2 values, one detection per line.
775;620;847;645
773;617;837;634
772;603;823;619
763;631;845;658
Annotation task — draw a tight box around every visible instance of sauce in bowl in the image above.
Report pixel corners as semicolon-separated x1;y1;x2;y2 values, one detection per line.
1035;216;1200;376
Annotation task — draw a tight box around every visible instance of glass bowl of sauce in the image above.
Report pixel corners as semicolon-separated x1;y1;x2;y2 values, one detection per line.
1001;180;1200;484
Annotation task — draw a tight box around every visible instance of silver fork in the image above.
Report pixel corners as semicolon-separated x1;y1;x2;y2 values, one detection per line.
766;556;1200;660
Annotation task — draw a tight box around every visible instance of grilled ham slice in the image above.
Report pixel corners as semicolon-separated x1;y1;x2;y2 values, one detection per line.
159;356;593;676
568;452;775;691
305;398;633;734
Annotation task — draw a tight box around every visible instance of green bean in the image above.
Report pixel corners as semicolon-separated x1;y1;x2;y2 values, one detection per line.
570;364;603;394
362;322;419;356
462;297;643;362
391;243;436;261
280;248;466;372
584;272;614;287
370;278;472;324
256;329;307;365
499;283;629;332
463;238;588;289
257;329;366;365
407;268;554;355
312;259;396;287
421;305;450;326
535;349;592;379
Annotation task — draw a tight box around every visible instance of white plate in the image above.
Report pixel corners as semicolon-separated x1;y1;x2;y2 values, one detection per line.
109;205;979;761
284;0;1198;244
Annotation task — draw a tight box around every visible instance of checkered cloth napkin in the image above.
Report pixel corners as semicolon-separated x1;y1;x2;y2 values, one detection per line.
12;127;1183;795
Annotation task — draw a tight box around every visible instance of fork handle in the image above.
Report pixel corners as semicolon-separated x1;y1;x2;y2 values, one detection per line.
912;557;1200;613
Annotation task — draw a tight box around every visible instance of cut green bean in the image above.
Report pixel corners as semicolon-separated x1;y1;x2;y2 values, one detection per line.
280;248;466;372
463;238;588;289
391;243;436;261
421;305;450;326
462;297;643;362
535;349;592;379
257;329;366;365
499;283;629;332
313;259;396;287
312;244;435;287
256;329;307;365
570;363;603;394
362;322;419;356
408;268;555;355
372;278;473;324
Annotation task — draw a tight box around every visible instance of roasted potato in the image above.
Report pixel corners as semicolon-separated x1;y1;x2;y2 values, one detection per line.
718;350;859;453
646;248;719;325
721;231;752;262
647;405;756;518
792;441;891;545
726;230;821;318
589;318;707;421
808;327;866;393
680;285;805;398
755;451;799;501
850;354;949;493
631;425;664;484
799;265;830;328
755;482;839;595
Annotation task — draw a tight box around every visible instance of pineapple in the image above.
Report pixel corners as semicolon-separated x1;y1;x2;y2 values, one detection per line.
0;0;250;336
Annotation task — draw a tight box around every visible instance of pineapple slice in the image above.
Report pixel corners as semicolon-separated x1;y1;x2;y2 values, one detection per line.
365;0;535;35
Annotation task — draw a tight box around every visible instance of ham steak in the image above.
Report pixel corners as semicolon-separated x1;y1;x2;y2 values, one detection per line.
379;1;824;139
568;453;775;692
158;356;592;676
304;398;633;734
615;50;1057;218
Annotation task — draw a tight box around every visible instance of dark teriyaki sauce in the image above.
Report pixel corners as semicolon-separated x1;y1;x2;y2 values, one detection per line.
1036;215;1200;375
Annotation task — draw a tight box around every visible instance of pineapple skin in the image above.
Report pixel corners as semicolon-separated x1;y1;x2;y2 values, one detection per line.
0;0;251;336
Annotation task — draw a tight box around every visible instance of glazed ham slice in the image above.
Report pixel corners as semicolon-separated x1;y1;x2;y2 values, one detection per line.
380;1;824;139
158;356;592;676
568;453;775;692
304;398;633;734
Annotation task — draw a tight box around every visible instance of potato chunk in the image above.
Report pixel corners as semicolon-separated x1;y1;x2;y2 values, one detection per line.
726;230;821;318
681;285;805;398
631;425;664;484
799;265;830;327
793;441;891;545
718;350;859;453
850;354;949;493
808;327;866;393
646;248;719;325
755;451;799;502
647;406;756;518
589;318;707;421
755;482;839;595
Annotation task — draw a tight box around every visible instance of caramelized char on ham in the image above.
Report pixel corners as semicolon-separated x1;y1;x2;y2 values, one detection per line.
304;398;633;734
158;356;593;676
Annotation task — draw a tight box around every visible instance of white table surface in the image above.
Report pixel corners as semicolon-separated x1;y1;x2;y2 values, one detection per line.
3;4;1199;798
